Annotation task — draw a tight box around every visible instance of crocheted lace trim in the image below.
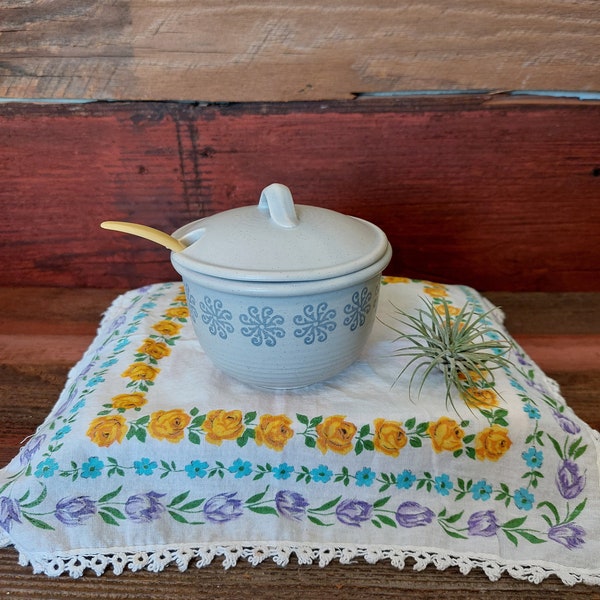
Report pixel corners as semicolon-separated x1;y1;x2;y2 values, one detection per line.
1;539;598;585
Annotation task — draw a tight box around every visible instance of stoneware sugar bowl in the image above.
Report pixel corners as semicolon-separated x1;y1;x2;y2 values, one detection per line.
170;183;392;389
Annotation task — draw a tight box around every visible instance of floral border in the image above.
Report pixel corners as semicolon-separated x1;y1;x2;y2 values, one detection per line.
0;280;592;554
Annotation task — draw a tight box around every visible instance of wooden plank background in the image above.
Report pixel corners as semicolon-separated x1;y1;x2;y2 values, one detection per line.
1;0;599;101
1;96;599;292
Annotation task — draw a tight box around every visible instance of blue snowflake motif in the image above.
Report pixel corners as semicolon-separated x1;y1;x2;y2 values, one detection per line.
240;306;285;347
343;287;372;331
184;285;199;321
199;296;234;339
293;302;337;344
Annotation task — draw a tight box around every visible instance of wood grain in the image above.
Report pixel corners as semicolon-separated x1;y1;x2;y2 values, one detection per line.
1;98;599;291
0;286;598;596
0;1;599;101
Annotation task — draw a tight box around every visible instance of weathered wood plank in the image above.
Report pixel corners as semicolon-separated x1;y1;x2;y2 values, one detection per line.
1;99;599;291
0;1;599;101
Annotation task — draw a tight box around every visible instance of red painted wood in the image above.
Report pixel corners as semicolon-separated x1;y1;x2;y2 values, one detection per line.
1;98;599;291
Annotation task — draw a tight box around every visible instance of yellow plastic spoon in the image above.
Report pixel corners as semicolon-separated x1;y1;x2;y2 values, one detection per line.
100;221;186;252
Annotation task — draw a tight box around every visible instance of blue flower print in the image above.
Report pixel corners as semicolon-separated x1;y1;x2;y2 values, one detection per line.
523;403;541;420
355;467;376;487
343;287;372;331
522;447;544;469
35;457;59;479
396;469;416;490
509;379;525;392
185;460;209;479
514;487;535;511
86;376;105;388
52;425;71;441
101;358;118;369
228;458;252;479
311;464;333;483
273;463;294;480
471;479;492;501
293;302;337;344
69;399;86;414
134;458;157;476
81;457;104;479
434;474;454;496
200;296;234;340
240;306;285;347
114;338;131;352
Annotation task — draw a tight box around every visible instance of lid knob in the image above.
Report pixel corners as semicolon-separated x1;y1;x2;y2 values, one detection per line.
258;183;299;228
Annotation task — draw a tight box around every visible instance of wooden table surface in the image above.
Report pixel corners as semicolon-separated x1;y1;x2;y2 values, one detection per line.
0;286;599;599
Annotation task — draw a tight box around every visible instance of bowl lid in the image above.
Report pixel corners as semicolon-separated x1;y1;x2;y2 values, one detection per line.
171;183;390;282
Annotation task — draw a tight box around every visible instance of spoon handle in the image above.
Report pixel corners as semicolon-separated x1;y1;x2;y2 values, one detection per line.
101;221;186;252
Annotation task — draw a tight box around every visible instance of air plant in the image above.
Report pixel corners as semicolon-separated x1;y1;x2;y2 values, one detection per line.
383;297;513;414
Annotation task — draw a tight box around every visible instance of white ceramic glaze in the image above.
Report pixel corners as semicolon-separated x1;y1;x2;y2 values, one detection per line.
170;183;392;388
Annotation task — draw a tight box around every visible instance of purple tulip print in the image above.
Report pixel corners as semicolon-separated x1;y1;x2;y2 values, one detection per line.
55;496;97;526
125;492;166;523
556;460;586;500
335;499;373;527
0;497;21;533
275;490;309;521
203;492;243;523
552;410;581;435
395;501;434;528
18;434;46;466
548;522;586;550
467;510;499;537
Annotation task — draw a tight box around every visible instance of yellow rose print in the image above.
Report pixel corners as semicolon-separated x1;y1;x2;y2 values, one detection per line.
111;392;147;410
373;418;407;457
174;293;187;303
148;409;191;443
152;320;182;337
202;409;245;445
165;307;189;319
315;415;357;455
382;276;411;284
475;425;512;461
255;414;294;451
121;363;160;382
86;415;127;447
137;338;171;360
461;387;499;410
424;286;448;298
428;416;465;453
435;304;461;317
